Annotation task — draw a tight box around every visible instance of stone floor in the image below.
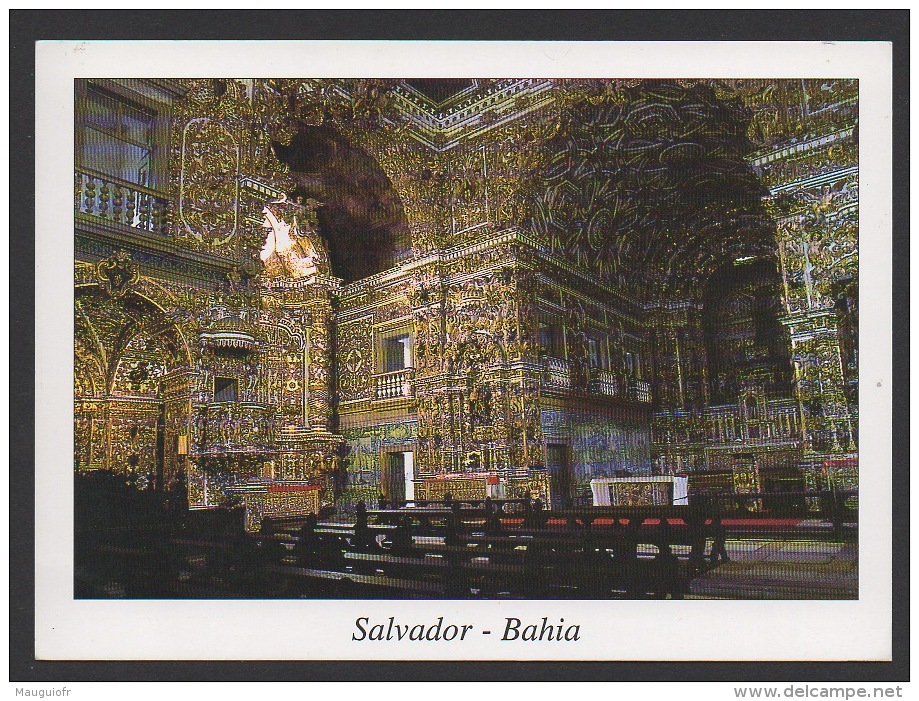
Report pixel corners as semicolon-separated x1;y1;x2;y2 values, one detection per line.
688;538;858;599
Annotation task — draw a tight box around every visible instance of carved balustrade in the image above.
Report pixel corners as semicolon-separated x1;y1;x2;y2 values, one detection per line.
374;368;415;400
704;398;800;446
541;356;571;389
588;367;623;398
653;398;801;448
629;379;652;404
75;168;169;235
544;361;651;403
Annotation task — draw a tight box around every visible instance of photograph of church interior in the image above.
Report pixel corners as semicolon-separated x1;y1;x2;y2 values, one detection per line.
74;77;859;600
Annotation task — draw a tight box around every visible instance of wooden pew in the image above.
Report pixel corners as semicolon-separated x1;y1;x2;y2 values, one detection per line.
366;502;727;570
254;500;725;599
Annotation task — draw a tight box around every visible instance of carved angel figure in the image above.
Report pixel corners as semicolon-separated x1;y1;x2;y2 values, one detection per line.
260;204;324;279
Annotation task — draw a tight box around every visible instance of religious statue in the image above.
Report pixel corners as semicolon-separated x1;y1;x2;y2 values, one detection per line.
260;201;327;279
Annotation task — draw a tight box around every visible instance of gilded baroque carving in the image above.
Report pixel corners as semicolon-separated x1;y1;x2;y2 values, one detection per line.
337;318;373;401
75;78;860;515
97;250;139;297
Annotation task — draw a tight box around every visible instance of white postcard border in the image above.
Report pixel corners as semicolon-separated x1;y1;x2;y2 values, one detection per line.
35;40;892;661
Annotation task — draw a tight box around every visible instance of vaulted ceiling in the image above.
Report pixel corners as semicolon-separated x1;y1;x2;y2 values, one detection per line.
260;78;853;299
528;80;776;300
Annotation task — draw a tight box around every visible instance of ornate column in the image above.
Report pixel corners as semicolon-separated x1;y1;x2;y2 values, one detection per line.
651;304;684;409
409;265;448;478
649;301;708;477
781;309;855;456
508;255;544;484
161;367;197;491
773;207;857;463
304;299;334;434
680;304;710;409
265;285;342;484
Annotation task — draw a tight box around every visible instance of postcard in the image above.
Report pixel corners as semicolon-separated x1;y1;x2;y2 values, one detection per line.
34;39;892;662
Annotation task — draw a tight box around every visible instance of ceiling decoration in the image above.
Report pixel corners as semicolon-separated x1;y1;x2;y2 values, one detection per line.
528;80;776;300
165;77;854;302
388;79;556;150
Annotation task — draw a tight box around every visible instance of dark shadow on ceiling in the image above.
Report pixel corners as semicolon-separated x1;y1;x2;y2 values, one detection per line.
272;125;412;284
531;80;776;300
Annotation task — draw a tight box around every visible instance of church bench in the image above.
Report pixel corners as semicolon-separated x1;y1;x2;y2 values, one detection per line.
368;503;726;569
510;505;728;567
266;520;692;599
249;501;726;598
376;498;532;514
264;504;723;557
270;544;683;599
499;524;723;570
265;563;448;598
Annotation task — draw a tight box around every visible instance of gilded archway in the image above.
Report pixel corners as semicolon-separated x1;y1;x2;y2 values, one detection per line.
74;282;193;490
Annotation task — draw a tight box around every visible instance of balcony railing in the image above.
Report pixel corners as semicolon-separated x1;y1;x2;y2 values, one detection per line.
375;368;414;400
541;356;571;389
629;379;652;403
543;362;650;402
654;398;802;447
704;398;800;445
588;367;622;398
75;168;169;235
